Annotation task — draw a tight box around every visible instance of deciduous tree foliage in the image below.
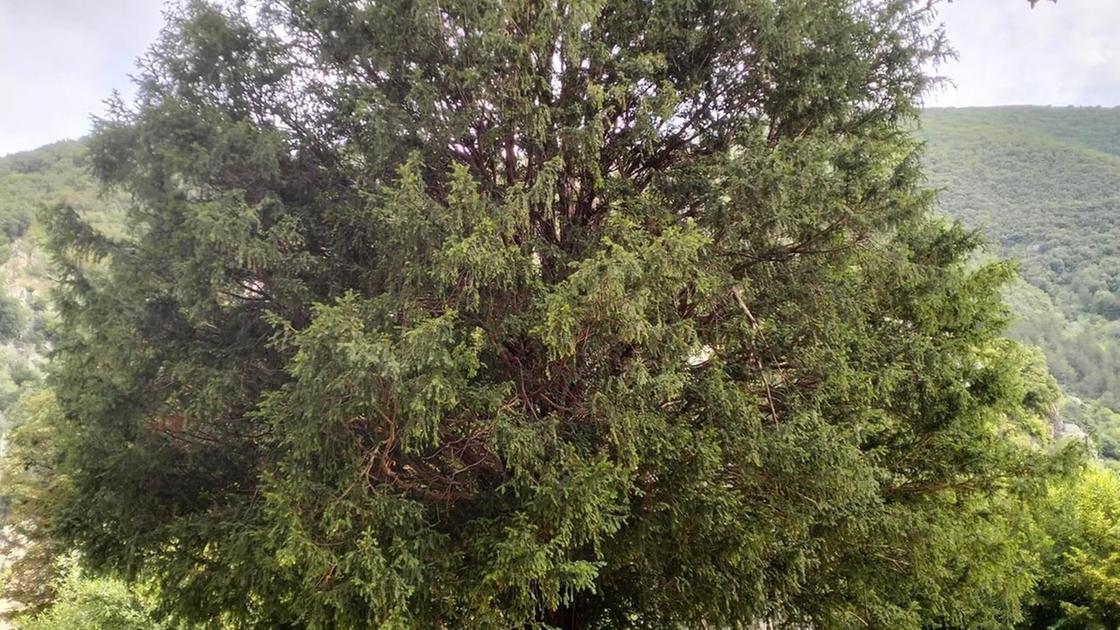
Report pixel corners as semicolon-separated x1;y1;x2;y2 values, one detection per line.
43;0;1072;627
1025;467;1120;628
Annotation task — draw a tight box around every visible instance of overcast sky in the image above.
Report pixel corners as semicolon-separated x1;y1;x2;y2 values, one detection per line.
928;0;1120;107
0;0;165;157
1;0;1118;157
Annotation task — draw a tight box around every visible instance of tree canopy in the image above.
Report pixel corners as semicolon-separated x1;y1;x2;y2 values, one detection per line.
38;1;1074;628
1025;467;1120;628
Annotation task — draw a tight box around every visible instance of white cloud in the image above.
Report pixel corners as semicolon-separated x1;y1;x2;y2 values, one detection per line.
0;0;166;156
928;0;1120;107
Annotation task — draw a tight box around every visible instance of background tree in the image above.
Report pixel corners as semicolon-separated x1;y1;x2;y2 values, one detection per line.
18;562;164;630
0;390;70;616
0;293;27;342
41;0;1074;628
1025;467;1120;629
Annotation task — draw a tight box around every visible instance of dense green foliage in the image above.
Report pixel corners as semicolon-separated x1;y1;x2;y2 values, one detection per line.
920;106;1120;460
1;390;73;615
0;293;27;342
18;564;163;630
1025;468;1120;629
917;105;1120;628
21;1;1081;628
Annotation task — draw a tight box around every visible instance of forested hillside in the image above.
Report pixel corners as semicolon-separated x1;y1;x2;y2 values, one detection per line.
921;106;1120;461
0;142;126;415
0;143;84;414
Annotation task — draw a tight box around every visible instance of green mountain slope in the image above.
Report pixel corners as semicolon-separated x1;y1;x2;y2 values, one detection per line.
921;107;1120;317
920;106;1120;458
0;141;126;413
0;143;129;600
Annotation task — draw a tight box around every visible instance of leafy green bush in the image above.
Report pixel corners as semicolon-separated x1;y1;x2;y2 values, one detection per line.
1026;467;1120;628
8;359;38;387
0;294;27;341
18;567;162;630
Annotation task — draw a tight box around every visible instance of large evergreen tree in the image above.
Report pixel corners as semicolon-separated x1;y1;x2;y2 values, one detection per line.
42;0;1071;627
